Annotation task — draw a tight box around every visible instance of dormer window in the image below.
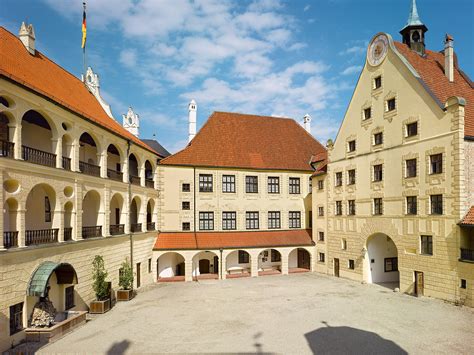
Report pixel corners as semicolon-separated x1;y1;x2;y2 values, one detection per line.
374;76;382;89
348;140;356;153
363;108;372;120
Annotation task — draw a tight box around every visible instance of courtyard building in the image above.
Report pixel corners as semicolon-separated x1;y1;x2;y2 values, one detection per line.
313;0;474;306
0;24;169;350
155;110;326;281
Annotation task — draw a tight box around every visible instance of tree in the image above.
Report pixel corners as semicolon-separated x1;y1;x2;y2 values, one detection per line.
92;255;109;301
119;258;133;290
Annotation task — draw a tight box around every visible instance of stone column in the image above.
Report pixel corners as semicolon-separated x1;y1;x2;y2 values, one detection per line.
140;198;147;232
72;137;80;172
281;250;289;275
56;209;64;242
122;157;129;183
103;187;111;236
18;208;26;247
53;137;62;169
250;252;259;277
124;190;131;234
13;123;22;160
99;151;107;179
185;257;193;282
74;182;83;240
139;166;145;187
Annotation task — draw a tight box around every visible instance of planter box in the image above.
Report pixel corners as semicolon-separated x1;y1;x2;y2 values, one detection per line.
89;299;110;314
25;311;87;344
117;289;134;301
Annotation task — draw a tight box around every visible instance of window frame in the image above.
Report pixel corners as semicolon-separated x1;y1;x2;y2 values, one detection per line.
374;76;382;89
318;206;324;217
348;259;355;270
182;201;190;210
384;257;398;272
373;132;383;146
406;159;417;178
387;98;396;112
222;211;237;230
182;222;191;231
317;180;324;190
289;211;301;229
289;177;301;194
420;235;433;255
9;302;23;335
222;175;236;193
364;107;372;120
318;231;325;242
267;176;280;194
318;252;325;263
430;194;443;215
45;196;51;223
335;201;343;216
199;174;213;192
406;122;418;137
65;285;75;310
182;183;191;192
335;172;343;187
373;198;383;215
373;164;383;182
347;169;356;185
268;211;281;229
245;211;259;230
245;176;258;193
271;249;281;262
238;250;250;264
430;154;443;174
406;196;417;215
348;200;356;216
347;140;356;152
199;211;214;230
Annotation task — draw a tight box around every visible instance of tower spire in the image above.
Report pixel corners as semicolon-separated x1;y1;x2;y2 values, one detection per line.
400;0;428;55
405;0;423;27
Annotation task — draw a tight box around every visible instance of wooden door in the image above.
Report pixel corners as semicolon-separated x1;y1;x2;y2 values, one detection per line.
199;259;210;274
415;271;424;296
297;249;310;269
136;263;141;288
115;208;120;224
334;258;340;277
213;256;219;274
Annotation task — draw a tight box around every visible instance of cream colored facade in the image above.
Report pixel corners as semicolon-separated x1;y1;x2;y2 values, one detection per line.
312;33;473;307
156;165;316;279
0;76;161;350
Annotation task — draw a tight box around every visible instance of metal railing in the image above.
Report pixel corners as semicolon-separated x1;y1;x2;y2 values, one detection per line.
82;226;102;239
147;222;155;231
145;179;154;188
131;223;142;233
25;228;59;246
460;248;474;262
4;231;18;248
64;227;73;241
129;175;141;186
62;156;71;171
110;224;124;235
79;161;101;177
22;145;56;167
107;169;123;182
0;140;14;158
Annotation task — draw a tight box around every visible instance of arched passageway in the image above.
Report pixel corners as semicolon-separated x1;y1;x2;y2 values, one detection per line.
64;201;74;241
22;110;56;167
258;249;281;276
226;250;251;278
82;190;102;238
128;153;140;185
157;252;185;282
79;132;100;177
3;198;19;248
144;160;154;188
109;193;125;235
193;251;219;280
107;144;123;181
289;248;311;273
146;199;155;231
130;197;141;232
365;233;399;288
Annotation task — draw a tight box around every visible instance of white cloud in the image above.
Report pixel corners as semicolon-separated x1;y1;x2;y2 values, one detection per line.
119;49;137;67
304;5;311;12
341;65;362;75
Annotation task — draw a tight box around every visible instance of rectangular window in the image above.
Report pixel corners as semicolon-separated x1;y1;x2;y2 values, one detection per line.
148;258;152;273
318;207;324;217
222;211;237;230
199;174;213;192
271;249;281;262
267;177;280;194
246;211;259;230
199;212;214;230
421;235;433;255
268;211;281;229
373;198;383;215
406;196;417;215
384;257;398;272
245;176;258;193
238;250;250;264
374;76;382;89
318;180;324;190
430;154;443;174
387;98;396;111
308;211;312;228
374;132;383;146
182;222;191;231
45;196;51;223
222;175;235;193
318;231;325;242
335;172;343;186
460;279;467;289
364;107;372;120
9;302;23;335
430;194;443;215
319;252;325;263
406;122;418;137
335;201;342;216
373;164;383;182
406;159;417;178
308;177;312;193
348;140;356;152
348;200;356;216
348;259;355;270
289;211;301;228
182;183;191;192
289;177;301;194
341;239;347;250
65;286;75;310
182;201;190;210
347;169;356;185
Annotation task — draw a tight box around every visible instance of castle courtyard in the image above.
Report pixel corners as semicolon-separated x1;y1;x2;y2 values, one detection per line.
39;273;473;354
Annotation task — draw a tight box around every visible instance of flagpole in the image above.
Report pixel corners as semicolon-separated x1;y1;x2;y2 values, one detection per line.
82;1;87;80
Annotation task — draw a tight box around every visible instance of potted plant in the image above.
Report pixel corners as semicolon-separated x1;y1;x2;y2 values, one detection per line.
117;258;134;301
89;255;111;314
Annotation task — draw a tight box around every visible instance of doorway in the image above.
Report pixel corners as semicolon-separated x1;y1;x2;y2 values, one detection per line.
136;262;141;288
297;249;311;269
213;256;219;274
334;258;340;277
414;271;424;297
199;259;210;274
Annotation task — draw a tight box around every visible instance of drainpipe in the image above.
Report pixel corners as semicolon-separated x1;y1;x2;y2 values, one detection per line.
127;140;134;291
193;166;197;282
220;248;223;280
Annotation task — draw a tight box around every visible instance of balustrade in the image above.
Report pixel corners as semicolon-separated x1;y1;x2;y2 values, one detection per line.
22;145;56;167
79;161;101;177
110;224;125;235
131;223;142;233
4;231;18;248
0;140;14;158
82;226;102;239
25;228;59;246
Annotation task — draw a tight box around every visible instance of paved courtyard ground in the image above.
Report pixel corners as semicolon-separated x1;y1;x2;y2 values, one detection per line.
39;273;473;354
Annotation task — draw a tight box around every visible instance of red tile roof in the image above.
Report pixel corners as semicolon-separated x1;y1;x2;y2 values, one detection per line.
154;229;314;250
160;112;326;171
0;26;160;155
460;206;474;226
394;41;474;137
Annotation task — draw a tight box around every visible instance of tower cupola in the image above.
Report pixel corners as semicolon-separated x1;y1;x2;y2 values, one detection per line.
400;0;428;56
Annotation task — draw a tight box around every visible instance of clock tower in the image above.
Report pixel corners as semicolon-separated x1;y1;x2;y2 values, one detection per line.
400;0;428;56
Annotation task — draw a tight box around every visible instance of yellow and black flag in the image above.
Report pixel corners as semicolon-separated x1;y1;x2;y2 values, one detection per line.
81;2;87;50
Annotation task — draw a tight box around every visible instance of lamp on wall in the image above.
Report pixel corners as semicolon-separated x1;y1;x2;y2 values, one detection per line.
361;247;367;258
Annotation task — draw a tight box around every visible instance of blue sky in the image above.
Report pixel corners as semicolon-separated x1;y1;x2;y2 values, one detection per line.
2;0;473;153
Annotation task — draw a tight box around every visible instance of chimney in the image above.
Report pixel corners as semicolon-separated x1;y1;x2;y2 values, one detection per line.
188;99;197;142
303;114;312;134
19;22;36;55
444;34;454;82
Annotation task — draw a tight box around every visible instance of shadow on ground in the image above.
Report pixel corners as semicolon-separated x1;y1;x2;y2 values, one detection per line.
305;321;407;354
106;340;131;355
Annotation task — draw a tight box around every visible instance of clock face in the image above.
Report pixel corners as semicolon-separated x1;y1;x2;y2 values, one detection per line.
367;34;389;66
